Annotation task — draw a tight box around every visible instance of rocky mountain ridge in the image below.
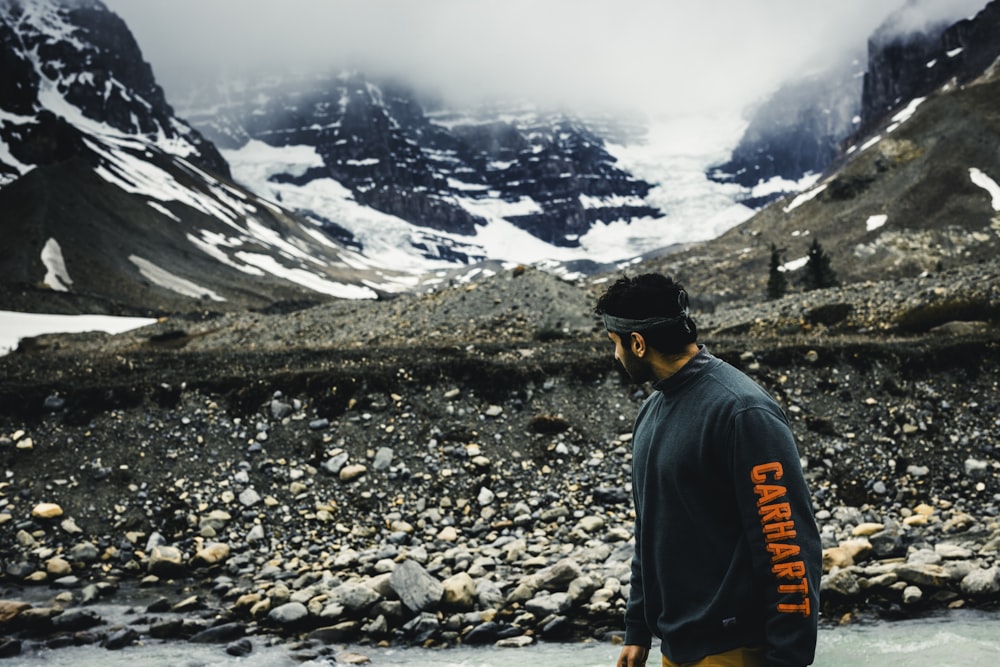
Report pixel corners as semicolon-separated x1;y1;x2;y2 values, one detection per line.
711;0;1000;205
1;0;670;320
4;0;1000;321
0;0;478;315
179;72;659;248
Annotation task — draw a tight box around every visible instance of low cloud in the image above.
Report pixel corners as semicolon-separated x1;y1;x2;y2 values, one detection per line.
105;0;989;117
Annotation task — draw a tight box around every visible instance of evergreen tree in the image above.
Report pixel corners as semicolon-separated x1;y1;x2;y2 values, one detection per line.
801;238;839;291
766;243;788;300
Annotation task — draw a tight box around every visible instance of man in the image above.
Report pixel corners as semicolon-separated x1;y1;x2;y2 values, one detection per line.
595;273;820;667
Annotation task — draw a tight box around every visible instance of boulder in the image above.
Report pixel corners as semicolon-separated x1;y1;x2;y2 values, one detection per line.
441;572;477;610
390;560;443;613
191;542;231;568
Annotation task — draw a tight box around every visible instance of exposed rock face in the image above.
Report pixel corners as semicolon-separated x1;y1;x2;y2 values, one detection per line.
1;1;444;315
713;0;1000;205
861;0;1000;134
708;55;865;202
0;0;228;179
180;72;659;246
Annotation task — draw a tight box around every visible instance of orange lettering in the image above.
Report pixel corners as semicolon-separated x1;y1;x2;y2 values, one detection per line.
777;599;811;617
750;462;784;483
754;484;787;506
763;521;797;542
758;502;792;524
778;578;809;595
771;560;806;579
766;542;801;563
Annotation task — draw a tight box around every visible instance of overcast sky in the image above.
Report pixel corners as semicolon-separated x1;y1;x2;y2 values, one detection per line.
103;0;990;118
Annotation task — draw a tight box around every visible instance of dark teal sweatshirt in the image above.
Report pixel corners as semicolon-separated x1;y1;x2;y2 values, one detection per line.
624;347;820;667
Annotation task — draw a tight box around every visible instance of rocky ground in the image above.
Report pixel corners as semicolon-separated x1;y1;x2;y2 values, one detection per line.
1;261;999;662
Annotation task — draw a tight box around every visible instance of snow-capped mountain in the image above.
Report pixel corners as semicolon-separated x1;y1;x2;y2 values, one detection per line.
173;71;746;276
0;0;477;314
0;0;752;315
180;73;659;246
710;0;1000;206
4;0;999;318
173;74;640;275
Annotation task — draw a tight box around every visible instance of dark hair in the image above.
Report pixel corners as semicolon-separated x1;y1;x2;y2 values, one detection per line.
594;273;697;354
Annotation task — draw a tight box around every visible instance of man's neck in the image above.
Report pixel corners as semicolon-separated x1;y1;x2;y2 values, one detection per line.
650;343;700;382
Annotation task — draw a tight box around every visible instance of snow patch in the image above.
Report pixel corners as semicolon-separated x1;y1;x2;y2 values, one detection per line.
147;200;180;221
866;214;888;232
969;168;1000;211
234;252;378;299
860;136;882;151
186;231;265;275
782;256;809;272
129;255;226;301
750;172;821;202
887;97;926;133
0;311;158;357
784;184;828;213
41;238;72;291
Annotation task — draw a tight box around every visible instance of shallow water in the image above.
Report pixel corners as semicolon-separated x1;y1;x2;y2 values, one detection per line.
5;609;999;666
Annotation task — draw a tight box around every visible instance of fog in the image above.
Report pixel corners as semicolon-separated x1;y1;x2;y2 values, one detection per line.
102;0;991;119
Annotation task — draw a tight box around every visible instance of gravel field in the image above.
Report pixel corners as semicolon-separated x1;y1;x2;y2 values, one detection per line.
1;262;999;659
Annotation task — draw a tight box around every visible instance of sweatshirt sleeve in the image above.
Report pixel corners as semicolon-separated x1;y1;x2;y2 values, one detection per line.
731;405;821;667
624;501;653;647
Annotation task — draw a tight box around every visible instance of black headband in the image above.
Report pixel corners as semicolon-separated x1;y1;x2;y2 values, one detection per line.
602;289;690;335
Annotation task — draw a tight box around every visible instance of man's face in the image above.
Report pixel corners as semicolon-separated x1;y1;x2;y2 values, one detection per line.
608;331;652;384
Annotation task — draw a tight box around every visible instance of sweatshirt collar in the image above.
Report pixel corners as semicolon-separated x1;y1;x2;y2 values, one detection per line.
652;345;713;393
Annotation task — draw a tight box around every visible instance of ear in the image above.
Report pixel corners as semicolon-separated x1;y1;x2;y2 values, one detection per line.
630;332;647;357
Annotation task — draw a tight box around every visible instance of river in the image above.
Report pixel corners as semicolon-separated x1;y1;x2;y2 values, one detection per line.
4;609;998;666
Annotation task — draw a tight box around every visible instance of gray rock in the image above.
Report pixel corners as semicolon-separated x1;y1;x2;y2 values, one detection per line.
902;585;923;604
476;579;504;609
239;488;262;507
567;575;600;605
402;612;440;642
270;400;293;420
960;567;1000;596
51;575;81;588
309;622;361;644
104;627;139;650
268;602;309;625
390;560;443;613
868;521;904;557
69;541;100;562
372;447;394;471
906;549;942;566
148;545;186;578
894;563;954;587
245;524;266;543
533;558;582;592
525;591;570;617
322;452;350;475
821;569;861;597
935;543;973;559
51;608;102;632
463;621;503;644
190;621;247;643
964;458;989;480
225;638;253;657
328;581;379;615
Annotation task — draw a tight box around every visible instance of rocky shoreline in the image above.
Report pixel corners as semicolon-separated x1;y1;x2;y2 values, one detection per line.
2;265;999;661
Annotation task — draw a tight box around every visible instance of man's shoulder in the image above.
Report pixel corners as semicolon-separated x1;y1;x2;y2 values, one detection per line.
702;358;779;406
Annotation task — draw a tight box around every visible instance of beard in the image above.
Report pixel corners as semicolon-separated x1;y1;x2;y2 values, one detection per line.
619;348;654;384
